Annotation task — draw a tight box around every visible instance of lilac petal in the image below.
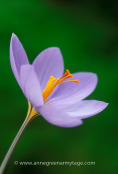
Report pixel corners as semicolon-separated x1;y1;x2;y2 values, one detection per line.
20;65;44;107
10;33;29;86
33;47;64;92
54;100;108;119
48;72;98;104
36;104;83;128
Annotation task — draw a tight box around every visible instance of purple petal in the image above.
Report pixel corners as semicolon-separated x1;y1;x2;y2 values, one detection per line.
47;72;98;104
33;47;64;92
52;100;108;119
36;104;83;128
20;65;44;107
10;33;29;86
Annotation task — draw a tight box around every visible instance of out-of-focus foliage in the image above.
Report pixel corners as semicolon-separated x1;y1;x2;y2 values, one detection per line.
0;0;117;174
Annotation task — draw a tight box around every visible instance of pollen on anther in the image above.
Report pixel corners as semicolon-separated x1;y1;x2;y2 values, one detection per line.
42;70;79;101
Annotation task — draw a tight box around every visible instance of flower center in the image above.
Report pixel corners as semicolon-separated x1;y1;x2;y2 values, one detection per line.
42;70;79;101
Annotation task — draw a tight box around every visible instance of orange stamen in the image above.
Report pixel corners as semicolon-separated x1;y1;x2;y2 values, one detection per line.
42;70;79;101
59;74;73;83
59;79;79;84
59;69;70;80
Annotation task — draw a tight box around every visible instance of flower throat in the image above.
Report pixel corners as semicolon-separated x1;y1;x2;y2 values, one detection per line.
42;70;79;101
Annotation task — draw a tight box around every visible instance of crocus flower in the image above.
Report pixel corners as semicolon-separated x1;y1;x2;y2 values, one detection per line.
10;34;108;128
0;34;109;174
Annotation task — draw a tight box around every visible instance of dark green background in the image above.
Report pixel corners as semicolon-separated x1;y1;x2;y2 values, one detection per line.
0;0;117;174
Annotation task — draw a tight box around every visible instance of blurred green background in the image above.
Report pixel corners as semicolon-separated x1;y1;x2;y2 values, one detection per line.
0;0;117;174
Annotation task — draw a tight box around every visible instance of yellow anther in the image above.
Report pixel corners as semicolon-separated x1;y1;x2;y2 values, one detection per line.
42;70;79;102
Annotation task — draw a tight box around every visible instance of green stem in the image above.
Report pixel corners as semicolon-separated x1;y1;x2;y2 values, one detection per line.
0;114;31;174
